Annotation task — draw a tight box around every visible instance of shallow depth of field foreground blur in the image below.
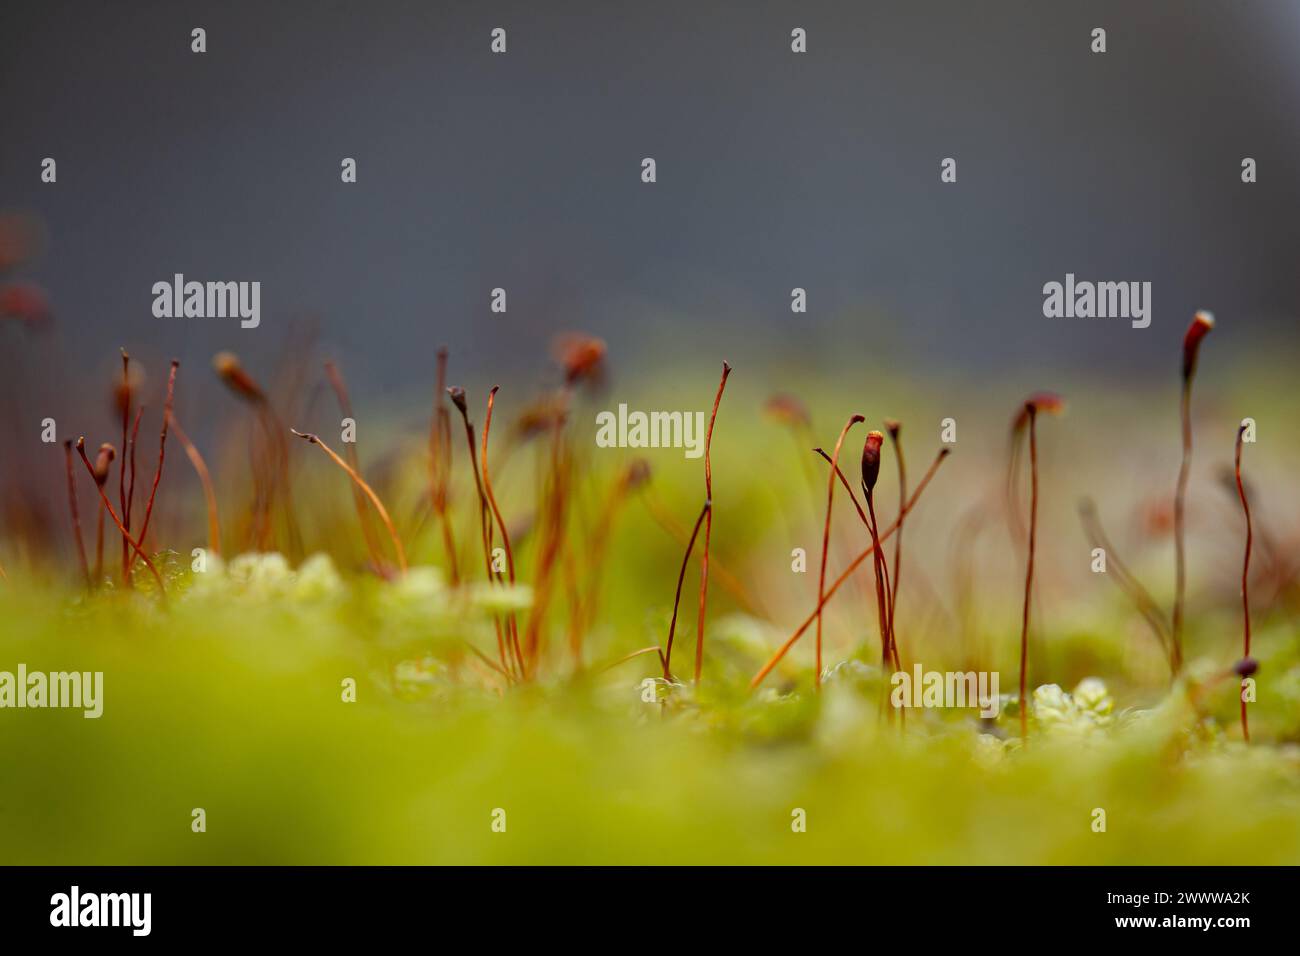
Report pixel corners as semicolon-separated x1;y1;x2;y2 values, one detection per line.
0;330;1298;864
3;0;1300;865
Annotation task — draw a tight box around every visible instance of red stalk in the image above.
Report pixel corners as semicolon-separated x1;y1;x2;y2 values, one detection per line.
814;445;894;668
430;348;459;584
168;411;221;556
324;359;385;573
1018;405;1038;740
815;414;865;687
885;421;906;661
750;447;949;691
694;361;731;684
118;350;131;584
62;440;90;589
1234;423;1252;742
449;388;516;678
662;500;709;681
290;429;407;574
1173;311;1214;673
481;387;525;676
75;437;165;596
129;360;178;572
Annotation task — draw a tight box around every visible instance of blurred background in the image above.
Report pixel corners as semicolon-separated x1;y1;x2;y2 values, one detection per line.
3;0;1298;634
2;0;1298;397
3;0;1300;866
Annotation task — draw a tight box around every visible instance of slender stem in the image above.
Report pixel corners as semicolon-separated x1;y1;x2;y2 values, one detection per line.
129;361;178;572
126;405;142;548
463;641;512;680
258;403;300;557
694;361;731;684
452;398;490;558
481;387;525;676
888;427;907;662
1019;408;1038;740
75;439;166;596
168;411;221;556
324;360;386;573
815;414;864;688
577;465;636;659
480;388;516;582
1172;381;1191;674
563;549;583;668
865;492;895;670
1234;426;1252;742
751;448;949;690
430;348;459;584
663;501;709;680
94;500;105;583
119;350;131;584
814;447;869;525
250;408;274;550
437;499;460;586
451;394;515;677
598;645;668;676
291;430;407;574
639;488;756;611
814;446;894;667
63;441;90;589
1004;430;1025;547
1078;499;1170;663
866;491;903;727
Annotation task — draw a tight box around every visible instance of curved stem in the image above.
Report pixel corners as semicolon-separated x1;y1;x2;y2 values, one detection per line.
663;501;709;681
324;360;385;573
816;446;894;668
63;441;90;589
694;362;731;683
815;414;865;688
751;448;949;691
1235;426;1252;742
1019;409;1038;740
481;387;525;676
1172;382;1191;673
451;394;515;677
1078;499;1170;665
75;439;166;597
168;411;221;557
129;361;178;573
291;430;407;574
119;350;131;585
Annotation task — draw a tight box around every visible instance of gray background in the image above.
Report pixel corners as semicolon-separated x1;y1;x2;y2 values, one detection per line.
4;0;1298;401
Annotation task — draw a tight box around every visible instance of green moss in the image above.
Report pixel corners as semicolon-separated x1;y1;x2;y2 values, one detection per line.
1;569;1297;864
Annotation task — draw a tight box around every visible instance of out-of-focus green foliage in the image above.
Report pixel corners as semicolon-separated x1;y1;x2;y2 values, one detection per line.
2;361;1298;863
0;556;1297;864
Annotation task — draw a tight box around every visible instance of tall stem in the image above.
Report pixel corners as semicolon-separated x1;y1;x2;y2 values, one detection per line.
751;448;949;691
1171;382;1191;674
168;411;221;556
815;415;864;687
694;362;731;683
1234;426;1253;742
1019;408;1038;740
63;441;90;589
663;501;709;680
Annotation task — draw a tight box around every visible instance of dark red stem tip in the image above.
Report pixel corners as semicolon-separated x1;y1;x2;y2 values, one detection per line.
1182;311;1215;381
860;429;884;493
